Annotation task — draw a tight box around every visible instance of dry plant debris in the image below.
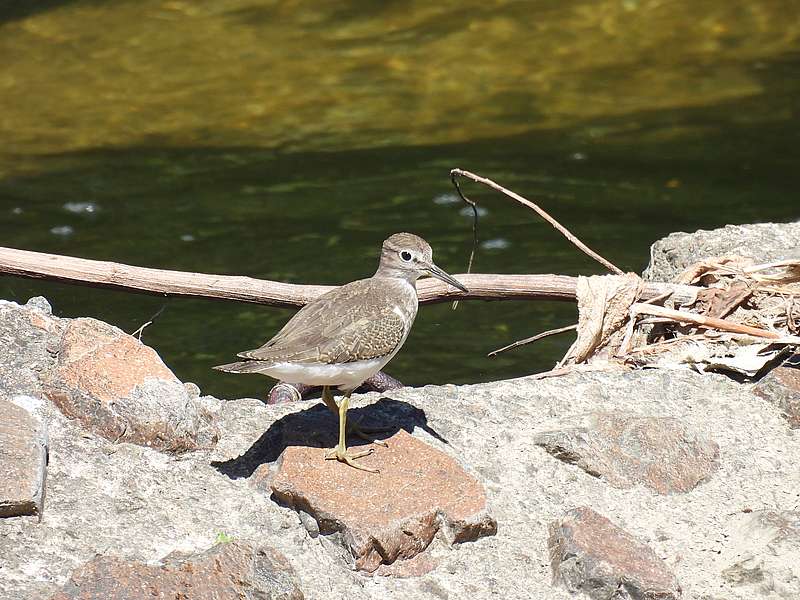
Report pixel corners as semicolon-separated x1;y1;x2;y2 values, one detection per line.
450;169;799;379
565;257;800;377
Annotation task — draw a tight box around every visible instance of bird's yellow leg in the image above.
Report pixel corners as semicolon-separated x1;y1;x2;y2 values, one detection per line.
320;386;388;447
320;385;339;414
324;393;379;473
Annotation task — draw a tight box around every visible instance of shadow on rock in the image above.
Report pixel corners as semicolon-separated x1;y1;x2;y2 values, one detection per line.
212;397;447;479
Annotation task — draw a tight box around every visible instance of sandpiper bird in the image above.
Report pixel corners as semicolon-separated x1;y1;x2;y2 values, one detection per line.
214;233;467;472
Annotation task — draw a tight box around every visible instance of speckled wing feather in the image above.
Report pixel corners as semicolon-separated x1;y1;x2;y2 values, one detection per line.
236;277;417;365
318;311;407;363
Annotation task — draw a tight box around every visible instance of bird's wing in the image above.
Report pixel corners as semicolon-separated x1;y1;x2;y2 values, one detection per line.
236;278;416;364
317;310;407;363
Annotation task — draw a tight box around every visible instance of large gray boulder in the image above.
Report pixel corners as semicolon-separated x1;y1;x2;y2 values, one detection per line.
644;221;800;282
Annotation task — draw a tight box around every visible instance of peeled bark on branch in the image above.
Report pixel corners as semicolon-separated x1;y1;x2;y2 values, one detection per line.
0;246;698;307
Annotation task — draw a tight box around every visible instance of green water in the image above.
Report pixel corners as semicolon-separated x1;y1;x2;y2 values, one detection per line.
1;1;798;399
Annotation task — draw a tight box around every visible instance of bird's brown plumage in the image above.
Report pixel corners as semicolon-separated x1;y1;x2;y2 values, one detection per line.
232;276;417;365
213;232;461;380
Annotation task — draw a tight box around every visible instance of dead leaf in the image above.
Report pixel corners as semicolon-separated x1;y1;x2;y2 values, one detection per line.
562;273;642;364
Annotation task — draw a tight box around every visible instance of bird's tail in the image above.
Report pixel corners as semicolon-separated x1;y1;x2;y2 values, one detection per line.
213;360;268;374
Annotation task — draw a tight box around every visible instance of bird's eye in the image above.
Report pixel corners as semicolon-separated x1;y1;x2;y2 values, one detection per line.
400;251;412;262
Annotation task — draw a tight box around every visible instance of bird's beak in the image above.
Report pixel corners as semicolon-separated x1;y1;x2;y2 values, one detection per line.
425;262;468;293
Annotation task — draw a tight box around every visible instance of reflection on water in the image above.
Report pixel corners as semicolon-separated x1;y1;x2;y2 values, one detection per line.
2;0;799;161
0;1;798;398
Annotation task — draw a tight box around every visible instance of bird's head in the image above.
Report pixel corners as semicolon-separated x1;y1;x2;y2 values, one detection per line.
377;232;468;292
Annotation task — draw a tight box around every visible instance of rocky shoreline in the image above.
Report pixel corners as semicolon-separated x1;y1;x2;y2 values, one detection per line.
2;222;799;600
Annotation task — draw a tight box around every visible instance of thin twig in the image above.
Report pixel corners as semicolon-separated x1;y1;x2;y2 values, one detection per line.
722;332;800;345
618;312;639;357
744;258;800;273
630;302;800;343
130;305;167;341
627;333;707;355
451;168;624;275
643;290;674;305
131;321;152;341
450;171;479;310
618;289;675;356
638;317;677;325
629;330;800;356
488;324;577;357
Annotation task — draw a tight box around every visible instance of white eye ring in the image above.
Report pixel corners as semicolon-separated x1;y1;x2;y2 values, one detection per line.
400;250;412;262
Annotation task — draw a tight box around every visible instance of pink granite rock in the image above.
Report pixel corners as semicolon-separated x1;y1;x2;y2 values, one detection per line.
263;429;496;573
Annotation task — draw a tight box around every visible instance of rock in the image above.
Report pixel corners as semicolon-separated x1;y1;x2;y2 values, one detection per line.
0;396;48;518
265;429;497;573
753;363;800;428
267;382;308;404
0;297;61;398
533;412;719;494
47;317;178;400
0;299;219;453
50;541;304;600
548;507;681;600
360;371;404;392
644;222;800;282
44;317;219;452
2;326;799;599
266;373;404;405
718;510;800;598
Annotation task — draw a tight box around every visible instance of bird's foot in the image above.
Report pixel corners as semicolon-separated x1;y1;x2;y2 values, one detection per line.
347;419;392;447
324;444;379;473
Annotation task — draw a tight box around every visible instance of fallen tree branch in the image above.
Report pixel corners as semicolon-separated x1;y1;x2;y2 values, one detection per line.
0;246;698;307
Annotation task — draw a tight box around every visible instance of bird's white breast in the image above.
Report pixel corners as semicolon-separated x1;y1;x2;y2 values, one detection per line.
259;278;418;391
